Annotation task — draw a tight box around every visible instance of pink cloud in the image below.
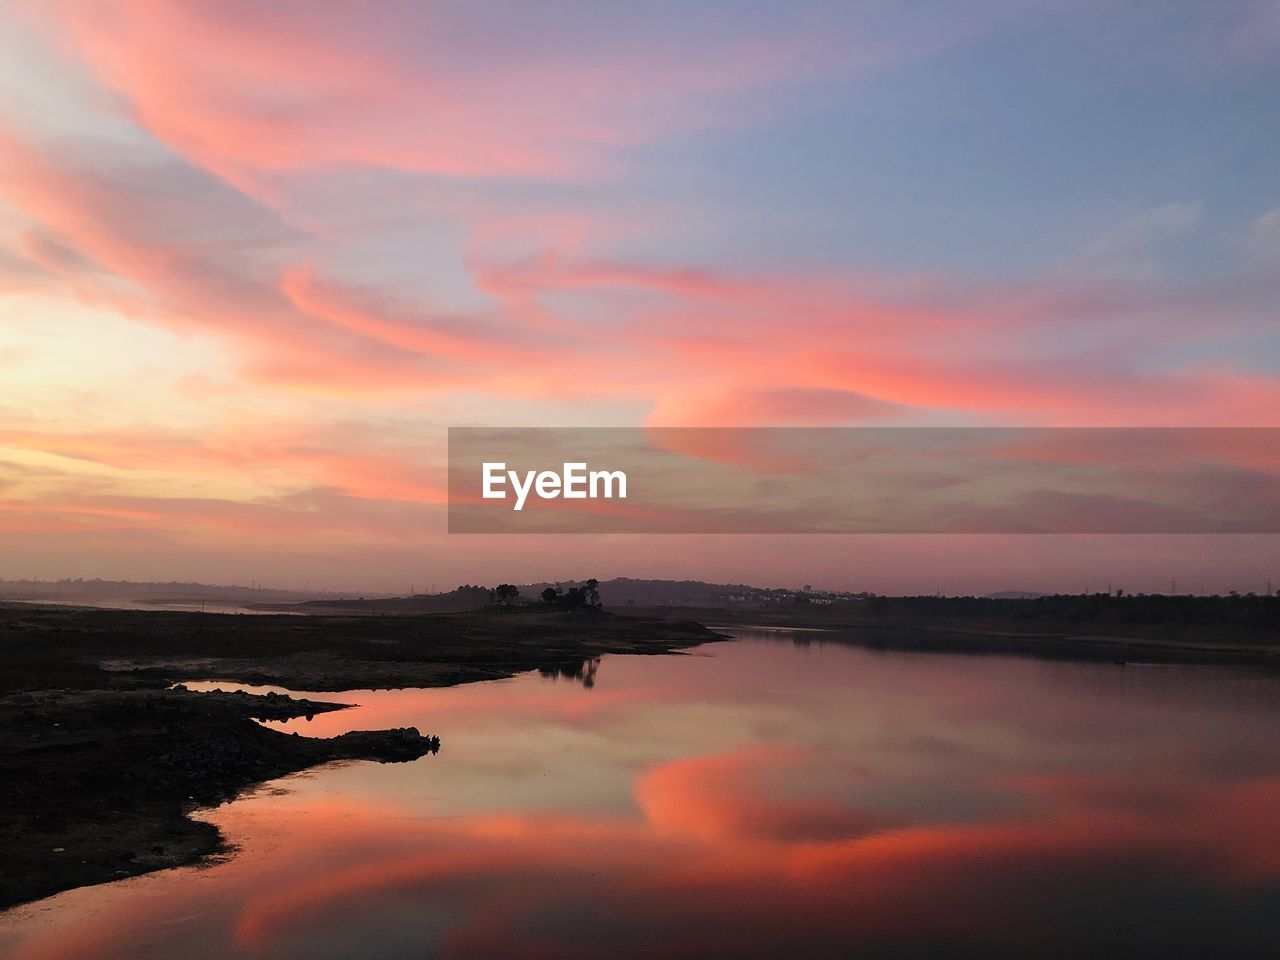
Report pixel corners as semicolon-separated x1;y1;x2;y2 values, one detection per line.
24;0;819;184
0;0;1275;587
7;105;1276;425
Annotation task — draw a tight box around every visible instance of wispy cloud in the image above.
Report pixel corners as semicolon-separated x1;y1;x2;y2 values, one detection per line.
0;0;1277;586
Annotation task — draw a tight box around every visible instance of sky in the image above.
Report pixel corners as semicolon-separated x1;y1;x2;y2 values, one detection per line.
0;0;1278;594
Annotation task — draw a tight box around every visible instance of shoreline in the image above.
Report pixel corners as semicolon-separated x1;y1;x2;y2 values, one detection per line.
0;604;721;912
726;620;1280;666
0;686;435;912
3;597;1274;912
671;605;1280;667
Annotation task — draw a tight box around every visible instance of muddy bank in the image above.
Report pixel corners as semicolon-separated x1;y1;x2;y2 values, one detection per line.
0;603;723;692
0;605;719;911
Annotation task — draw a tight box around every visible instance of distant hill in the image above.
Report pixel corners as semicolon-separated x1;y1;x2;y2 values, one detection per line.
0;578;347;605
279;577;869;612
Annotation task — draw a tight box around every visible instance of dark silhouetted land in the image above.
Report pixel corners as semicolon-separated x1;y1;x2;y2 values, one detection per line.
0;603;720;910
649;593;1280;665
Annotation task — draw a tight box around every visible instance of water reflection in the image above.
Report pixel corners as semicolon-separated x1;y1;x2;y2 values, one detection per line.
3;631;1280;959
538;656;600;688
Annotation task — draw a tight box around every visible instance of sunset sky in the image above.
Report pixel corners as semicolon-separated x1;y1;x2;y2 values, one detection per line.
1;1;1278;593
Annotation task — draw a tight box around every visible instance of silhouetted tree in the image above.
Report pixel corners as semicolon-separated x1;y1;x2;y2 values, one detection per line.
540;580;603;610
492;584;520;605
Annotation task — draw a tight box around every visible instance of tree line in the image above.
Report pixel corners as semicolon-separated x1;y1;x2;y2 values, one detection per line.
489;579;602;610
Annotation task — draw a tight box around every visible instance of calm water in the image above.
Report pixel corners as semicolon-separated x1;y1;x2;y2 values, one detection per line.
3;629;1280;959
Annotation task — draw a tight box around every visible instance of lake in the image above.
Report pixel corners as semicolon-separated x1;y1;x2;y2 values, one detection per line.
3;627;1279;958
